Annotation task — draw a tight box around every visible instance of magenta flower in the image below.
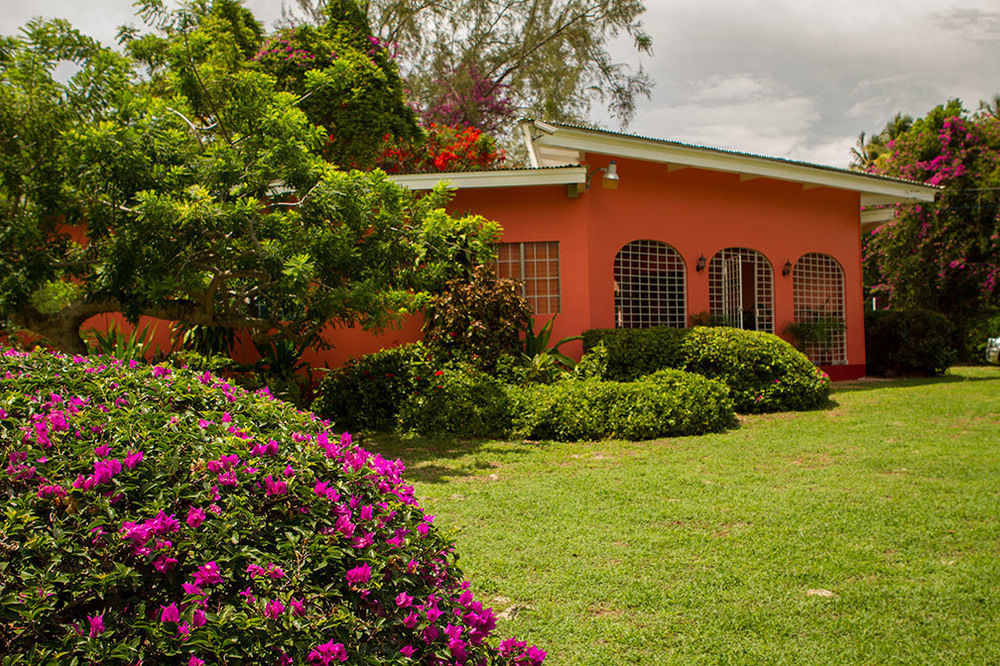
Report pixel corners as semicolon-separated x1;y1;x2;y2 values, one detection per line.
94;444;111;457
178;621;190;640
192;608;206;627
124;450;144;469
344;563;371;586
395;591;413;608
186;506;206;529
400;645;416;658
188;656;205;666
265;599;285;619
290;598;306;616
87;612;105;637
308;640;348;664
192;561;223;586
160;603;180;623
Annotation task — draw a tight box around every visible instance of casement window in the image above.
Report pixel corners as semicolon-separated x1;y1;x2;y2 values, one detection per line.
496;241;561;314
708;247;774;333
793;252;847;364
614;240;687;328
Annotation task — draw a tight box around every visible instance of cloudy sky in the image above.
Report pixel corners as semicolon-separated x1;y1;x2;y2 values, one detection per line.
3;0;998;168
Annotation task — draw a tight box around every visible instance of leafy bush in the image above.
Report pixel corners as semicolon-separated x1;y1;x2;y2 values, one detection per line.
399;366;514;438
864;309;955;376
580;327;688;381
311;342;432;433
423;265;532;371
679;327;831;412
0;347;544;665
509;370;734;441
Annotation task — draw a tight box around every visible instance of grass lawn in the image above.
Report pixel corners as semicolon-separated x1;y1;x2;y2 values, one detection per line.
366;366;1000;665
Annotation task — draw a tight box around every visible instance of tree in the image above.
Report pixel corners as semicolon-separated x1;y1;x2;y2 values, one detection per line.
284;0;654;134
0;15;500;355
862;99;1000;322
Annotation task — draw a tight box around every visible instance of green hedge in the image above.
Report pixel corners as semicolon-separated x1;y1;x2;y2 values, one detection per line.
581;327;688;381
582;326;831;413
311;342;432;432
510;369;735;441
398;367;513;438
864;309;955;376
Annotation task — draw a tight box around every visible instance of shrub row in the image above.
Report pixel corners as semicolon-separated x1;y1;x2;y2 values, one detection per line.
0;347;543;665
583;326;831;413
864;309;955;376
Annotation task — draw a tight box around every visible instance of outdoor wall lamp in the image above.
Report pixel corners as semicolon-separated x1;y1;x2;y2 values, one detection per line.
696;254;706;272
586;160;619;190
782;259;793;276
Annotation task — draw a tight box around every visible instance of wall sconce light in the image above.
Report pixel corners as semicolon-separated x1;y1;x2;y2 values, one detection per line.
587;160;619;190
696;254;706;272
782;259;792;276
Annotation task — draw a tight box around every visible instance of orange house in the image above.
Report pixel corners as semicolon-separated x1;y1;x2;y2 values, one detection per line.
381;120;939;381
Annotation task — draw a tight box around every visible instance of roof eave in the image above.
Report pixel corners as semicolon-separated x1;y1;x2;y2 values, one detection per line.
387;166;588;191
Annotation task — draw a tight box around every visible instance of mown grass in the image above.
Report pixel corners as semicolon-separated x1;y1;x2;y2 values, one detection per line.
365;366;1000;665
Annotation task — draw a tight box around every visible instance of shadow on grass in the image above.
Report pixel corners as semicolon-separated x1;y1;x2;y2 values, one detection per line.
833;368;1000;393
354;432;540;484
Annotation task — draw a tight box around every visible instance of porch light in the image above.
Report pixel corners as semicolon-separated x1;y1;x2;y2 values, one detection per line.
696;254;706;272
587;161;619;190
782;259;793;276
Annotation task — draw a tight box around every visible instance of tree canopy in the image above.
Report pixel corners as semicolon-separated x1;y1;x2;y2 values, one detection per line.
860;99;1000;321
285;0;654;135
0;9;500;355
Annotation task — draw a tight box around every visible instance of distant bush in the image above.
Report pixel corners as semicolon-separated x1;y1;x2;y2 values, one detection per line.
312;342;432;432
0;347;543;664
399;366;514;438
865;309;955;376
510;369;734;441
582;326;830;413
679;327;831;412
580;327;688;381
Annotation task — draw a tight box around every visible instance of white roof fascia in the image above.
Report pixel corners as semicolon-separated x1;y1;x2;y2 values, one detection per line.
527;122;938;205
388;166;587;191
860;207;897;232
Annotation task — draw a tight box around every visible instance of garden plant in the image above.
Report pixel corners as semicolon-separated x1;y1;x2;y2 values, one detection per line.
0;347;544;665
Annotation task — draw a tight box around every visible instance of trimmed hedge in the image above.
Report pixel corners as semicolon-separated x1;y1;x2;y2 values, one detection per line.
509;369;735;441
864;309;955;376
311;342;432;432
581;327;688;381
0;347;543;665
679;327;831;412
399;367;514;438
583;326;831;413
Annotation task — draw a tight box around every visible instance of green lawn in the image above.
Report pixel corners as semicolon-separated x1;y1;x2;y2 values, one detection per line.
366;366;1000;665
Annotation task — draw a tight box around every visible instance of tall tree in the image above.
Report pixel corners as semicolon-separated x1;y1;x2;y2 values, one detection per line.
0;14;499;354
284;0;653;134
862;99;1000;322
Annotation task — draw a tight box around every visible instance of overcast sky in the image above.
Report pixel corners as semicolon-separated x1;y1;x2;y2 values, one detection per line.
3;0;998;168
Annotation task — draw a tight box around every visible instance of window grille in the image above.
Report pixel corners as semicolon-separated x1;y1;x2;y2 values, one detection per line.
793;253;847;364
708;247;774;332
614;240;687;328
496;241;560;314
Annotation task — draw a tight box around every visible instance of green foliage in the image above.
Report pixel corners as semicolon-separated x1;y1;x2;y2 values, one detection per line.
582;326;831;413
423;265;532;371
581;326;688;381
312;342;432;432
509;369;734;442
85;322;160;362
864;309;955;377
0;346;543;664
783;316;846;352
399;366;514;438
679;327;831;413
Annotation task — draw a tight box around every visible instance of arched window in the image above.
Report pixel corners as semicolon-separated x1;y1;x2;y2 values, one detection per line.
614;240;687;328
708;247;774;332
793;253;846;364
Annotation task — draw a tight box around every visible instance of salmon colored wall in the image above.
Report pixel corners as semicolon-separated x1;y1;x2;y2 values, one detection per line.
448;155;867;376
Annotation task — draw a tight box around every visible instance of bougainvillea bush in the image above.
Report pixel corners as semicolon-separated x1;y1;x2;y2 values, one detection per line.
0;347;544;665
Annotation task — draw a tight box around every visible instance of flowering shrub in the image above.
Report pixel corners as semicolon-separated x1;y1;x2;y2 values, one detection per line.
377;123;506;173
0;347;544;664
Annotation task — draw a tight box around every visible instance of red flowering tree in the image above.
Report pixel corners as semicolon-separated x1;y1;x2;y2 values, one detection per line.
377;123;506;173
862;100;1000;324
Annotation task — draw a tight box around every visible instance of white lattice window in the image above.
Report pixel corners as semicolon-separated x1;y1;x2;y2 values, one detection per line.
708;247;774;332
793;253;847;364
614;240;687;328
496;241;560;315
